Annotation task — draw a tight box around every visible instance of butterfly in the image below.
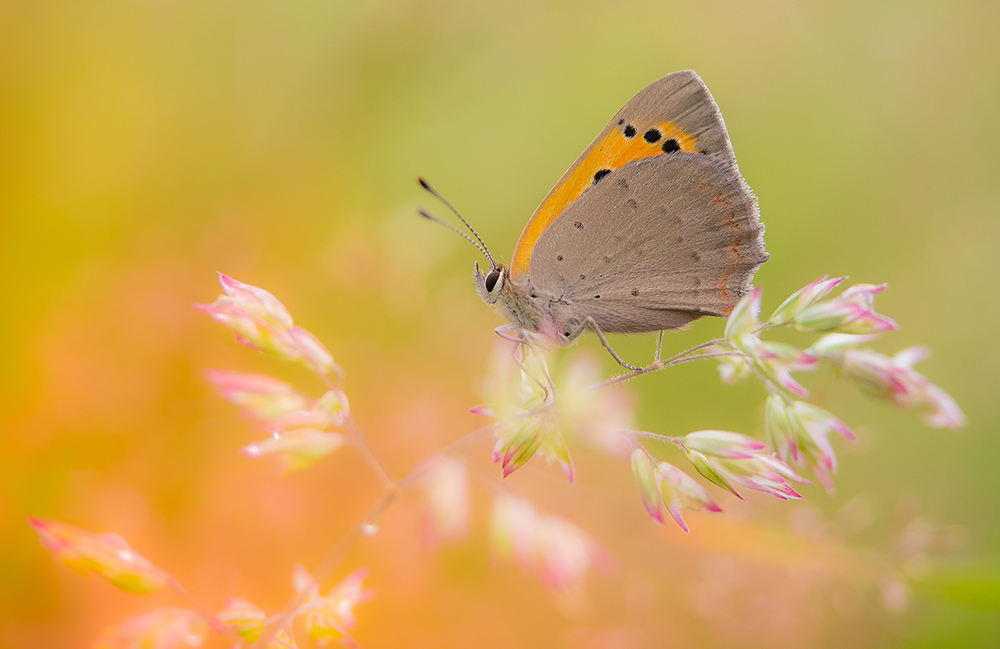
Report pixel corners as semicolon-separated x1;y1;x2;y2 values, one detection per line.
421;70;767;368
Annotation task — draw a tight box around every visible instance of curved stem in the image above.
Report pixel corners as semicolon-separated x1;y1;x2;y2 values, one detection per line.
254;419;499;646
167;576;235;637
622;429;686;448
590;341;744;391
398;423;497;489
251;492;395;648
345;414;397;491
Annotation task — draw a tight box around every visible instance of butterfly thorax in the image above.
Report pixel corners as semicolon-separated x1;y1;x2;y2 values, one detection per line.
474;262;580;345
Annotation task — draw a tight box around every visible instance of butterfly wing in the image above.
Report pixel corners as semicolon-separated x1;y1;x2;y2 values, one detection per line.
509;70;739;283
528;153;767;334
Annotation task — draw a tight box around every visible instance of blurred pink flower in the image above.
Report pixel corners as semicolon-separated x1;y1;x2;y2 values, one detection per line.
557;355;636;458
878;576;910;613
715;327;816;397
27;518;170;594
95;609;207;649
206;368;351;433
748;339;817;397
295;566;374;647
242;429;345;472
766;395;855;493
491;494;614;593
217;598;266;643
793;401;855;492
478;345;577;482
535;515;616;593
769;275;845;325
266;389;351;431
792;282;898;334
709;344;752;385
420;457;470;548
806;332;882;357
205;369;307;420
195;274;339;376
810;338;965;429
287;325;338;376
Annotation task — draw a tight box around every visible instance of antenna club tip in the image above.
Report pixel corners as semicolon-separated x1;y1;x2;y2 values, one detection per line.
417;177;431;191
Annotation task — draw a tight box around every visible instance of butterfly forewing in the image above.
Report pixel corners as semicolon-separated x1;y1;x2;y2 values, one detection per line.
510;70;739;282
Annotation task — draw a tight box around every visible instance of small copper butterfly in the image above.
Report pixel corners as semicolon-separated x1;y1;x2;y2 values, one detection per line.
421;70;768;367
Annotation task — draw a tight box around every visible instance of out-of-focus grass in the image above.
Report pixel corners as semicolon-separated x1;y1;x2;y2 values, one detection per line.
1;0;998;647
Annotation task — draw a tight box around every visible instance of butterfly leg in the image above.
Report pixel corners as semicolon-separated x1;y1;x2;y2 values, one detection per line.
493;325;555;400
655;330;665;363
570;317;644;371
513;344;556;401
493;323;525;344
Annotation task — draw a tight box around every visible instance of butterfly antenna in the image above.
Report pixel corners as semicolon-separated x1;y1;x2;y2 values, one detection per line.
418;209;495;267
417;177;497;268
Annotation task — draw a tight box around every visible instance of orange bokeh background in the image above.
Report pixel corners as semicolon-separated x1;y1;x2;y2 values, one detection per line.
2;0;998;647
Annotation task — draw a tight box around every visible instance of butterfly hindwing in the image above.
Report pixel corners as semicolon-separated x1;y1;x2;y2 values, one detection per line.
528;153;767;334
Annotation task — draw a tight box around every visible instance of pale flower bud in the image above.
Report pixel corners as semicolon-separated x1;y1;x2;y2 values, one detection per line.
27;518;170;594
658;462;722;532
807;333;882;359
242;429;345;472
195;274;342;377
769;275;845;325
682;430;769;459
217;598;266;643
684;436;809;502
631;448;663;523
299;567;374;646
287;326;336;375
204;369;307;420
95;609;206;649
724;286;761;340
792;282;898;334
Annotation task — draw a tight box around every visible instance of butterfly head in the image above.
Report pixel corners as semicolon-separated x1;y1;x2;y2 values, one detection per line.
473;261;506;304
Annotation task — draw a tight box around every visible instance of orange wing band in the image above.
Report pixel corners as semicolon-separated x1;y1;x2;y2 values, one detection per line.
510;120;698;279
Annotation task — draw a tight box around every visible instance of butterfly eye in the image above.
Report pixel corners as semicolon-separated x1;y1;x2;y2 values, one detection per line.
485;269;501;293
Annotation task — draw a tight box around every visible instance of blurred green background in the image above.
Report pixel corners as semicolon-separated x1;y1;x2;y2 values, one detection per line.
2;0;998;647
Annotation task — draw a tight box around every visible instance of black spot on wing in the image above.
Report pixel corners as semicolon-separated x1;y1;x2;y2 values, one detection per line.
662;139;680;153
643;128;661;143
623;124;637;138
593;169;611;184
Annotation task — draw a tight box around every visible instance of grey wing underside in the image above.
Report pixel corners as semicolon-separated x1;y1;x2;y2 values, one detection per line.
528;154;768;334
